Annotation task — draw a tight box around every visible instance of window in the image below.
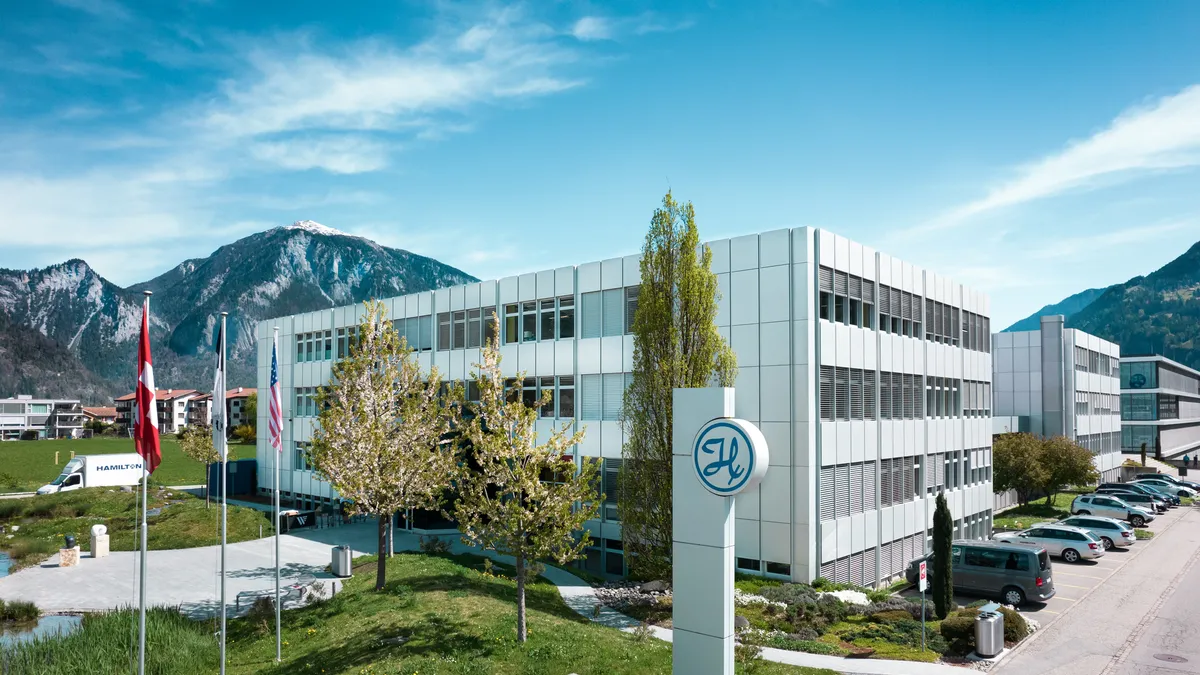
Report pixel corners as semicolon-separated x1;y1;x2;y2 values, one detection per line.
850;369;864;420
625;286;640;333
540;299;556;341
737;558;761;572
323;331;332;359
864;371;876;420
581;292;602;339
522;301;537;342
835;367;850;421
467;309;482;349
294;442;310;471
558;296;575;339
539;376;556;418
558;376;575;418
603;373;624;421
765;562;791;577
602;289;623;337
482;310;497;347
581;374;602;420
452;311;466;349
504;304;520;344
819;266;833;321
819;366;834;421
880;372;891;420
437;312;451;350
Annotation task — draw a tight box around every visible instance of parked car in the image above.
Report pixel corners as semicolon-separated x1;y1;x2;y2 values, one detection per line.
1098;482;1179;506
1132;478;1197;499
993;524;1105;563
1095;487;1170;513
1135;473;1200;492
1057;515;1137;549
905;540;1055;606
1071;494;1156;527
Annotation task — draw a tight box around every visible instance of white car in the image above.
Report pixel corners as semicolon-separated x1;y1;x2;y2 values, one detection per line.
993;524;1105;563
1071;494;1156;527
1132;478;1197;499
1057;515;1137;550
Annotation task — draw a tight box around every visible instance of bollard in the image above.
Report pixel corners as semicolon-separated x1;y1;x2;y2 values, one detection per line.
70;451;75;460
55;451;60;464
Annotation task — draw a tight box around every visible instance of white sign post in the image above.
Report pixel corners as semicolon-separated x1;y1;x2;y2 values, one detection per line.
919;560;928;651
672;388;768;675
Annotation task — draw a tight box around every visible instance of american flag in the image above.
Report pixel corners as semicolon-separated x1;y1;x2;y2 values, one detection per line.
268;334;283;453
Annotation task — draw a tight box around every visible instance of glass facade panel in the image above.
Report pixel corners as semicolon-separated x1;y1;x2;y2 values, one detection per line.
1122;424;1157;453
1122;393;1156;421
1121;361;1157;390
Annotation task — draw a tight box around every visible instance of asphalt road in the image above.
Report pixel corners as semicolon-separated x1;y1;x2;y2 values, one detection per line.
997;505;1200;674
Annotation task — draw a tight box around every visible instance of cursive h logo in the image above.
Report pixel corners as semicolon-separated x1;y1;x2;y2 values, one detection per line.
693;420;758;495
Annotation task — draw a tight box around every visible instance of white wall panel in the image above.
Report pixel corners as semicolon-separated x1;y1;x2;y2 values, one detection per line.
761;322;789;366
730;270;759;325
601;258;623;290
735;367;760;421
760;421;791;466
730;234;759;272
760;229;790;268
761;522;791;565
709;239;731;274
731;324;759;367
760;365;790;422
716;273;731;326
760;265;790;323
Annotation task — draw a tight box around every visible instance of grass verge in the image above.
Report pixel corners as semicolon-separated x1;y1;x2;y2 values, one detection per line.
0;437;255;493
0;599;40;624
5;553;835;674
992;494;1074;531
1135;528;1154;540
0;488;272;570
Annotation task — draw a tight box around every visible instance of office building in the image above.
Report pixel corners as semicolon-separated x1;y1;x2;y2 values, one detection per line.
992;315;1123;482
257;227;994;585
186;388;255;432
114;389;198;435
0;396;84;440
1120;355;1200;461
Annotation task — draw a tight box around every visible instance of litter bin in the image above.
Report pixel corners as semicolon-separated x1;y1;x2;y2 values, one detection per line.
332;545;352;578
975;610;1005;658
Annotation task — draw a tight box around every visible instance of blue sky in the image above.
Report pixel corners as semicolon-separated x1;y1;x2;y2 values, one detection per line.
2;0;1199;329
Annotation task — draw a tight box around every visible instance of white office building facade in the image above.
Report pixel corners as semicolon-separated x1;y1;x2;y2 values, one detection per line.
1121;355;1200;460
256;227;994;585
992;315;1123;483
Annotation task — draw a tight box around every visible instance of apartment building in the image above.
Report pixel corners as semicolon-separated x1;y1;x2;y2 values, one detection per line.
114;389;198;435
82;407;118;425
257;227;994;585
0;396;84;440
1121;355;1200;461
992;315;1123;482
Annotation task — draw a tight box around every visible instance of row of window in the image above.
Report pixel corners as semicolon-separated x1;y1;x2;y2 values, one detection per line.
1074;346;1118;378
296;331;333;362
963;380;992;417
580;287;639;339
500;298;571;345
878;283;921;339
1075;391;1118;417
579;373;632;421
1122;392;1183;421
818;367;878;421
818;534;925;585
818;268;877;330
1077;432;1120;456
736;558;793;577
294;387;319;417
0;403;52;415
819;450;992;522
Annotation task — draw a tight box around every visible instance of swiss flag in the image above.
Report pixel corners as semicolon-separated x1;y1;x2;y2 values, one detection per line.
135;298;161;474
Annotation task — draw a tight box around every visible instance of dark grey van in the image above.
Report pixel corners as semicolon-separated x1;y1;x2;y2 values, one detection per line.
905;540;1055;606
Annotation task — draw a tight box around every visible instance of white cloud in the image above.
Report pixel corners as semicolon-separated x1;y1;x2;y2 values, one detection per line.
51;0;130;20
929;84;1200;230
571;17;613;41
249;136;392;174
1031;220;1193;260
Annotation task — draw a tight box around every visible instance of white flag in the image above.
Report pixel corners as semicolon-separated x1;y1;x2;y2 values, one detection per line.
213;323;227;460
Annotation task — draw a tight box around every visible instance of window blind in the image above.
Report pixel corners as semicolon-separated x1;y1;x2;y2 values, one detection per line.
602;289;624;337
580;374;602;420
602;373;624;420
581;292;602;339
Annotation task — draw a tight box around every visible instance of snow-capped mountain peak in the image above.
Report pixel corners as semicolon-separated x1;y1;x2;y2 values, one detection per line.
287;220;349;238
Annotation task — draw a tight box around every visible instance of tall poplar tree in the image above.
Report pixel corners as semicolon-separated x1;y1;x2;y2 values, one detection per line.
308;300;462;591
932;492;953;619
619;191;738;581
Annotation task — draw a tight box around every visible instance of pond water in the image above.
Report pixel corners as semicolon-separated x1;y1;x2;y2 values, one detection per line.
0;615;82;648
0;550;10;578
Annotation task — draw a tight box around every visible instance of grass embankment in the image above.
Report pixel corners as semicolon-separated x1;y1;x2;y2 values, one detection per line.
0;437;256;493
1;553;834;675
0;599;40;624
992;493;1075;531
0;488;272;570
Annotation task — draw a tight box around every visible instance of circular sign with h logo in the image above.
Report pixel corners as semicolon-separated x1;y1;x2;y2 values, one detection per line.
692;418;769;496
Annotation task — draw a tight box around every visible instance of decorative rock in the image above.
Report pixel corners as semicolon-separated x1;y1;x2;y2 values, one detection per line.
90;524;107;537
734;615;750;630
121;486;133;493
59;546;81;567
819;589;870;606
640;580;669;593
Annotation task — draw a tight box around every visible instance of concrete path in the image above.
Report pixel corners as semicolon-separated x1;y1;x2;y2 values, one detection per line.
995;505;1200;674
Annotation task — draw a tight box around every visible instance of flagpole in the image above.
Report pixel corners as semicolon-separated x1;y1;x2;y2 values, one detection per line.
219;312;228;675
138;290;151;675
274;326;282;663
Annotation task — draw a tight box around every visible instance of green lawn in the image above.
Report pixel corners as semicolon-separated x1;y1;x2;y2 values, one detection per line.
0;437;256;493
0;487;273;570
992;493;1075;531
1;553;836;675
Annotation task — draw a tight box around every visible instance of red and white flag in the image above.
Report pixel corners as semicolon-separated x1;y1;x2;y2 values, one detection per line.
135;298;162;474
268;332;283;453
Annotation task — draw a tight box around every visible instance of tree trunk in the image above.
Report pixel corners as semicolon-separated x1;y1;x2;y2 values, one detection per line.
376;514;388;591
515;553;527;643
1141;443;1147;467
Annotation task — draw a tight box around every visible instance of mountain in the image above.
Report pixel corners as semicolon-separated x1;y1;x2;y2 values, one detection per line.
0;311;117;402
0;221;476;403
1003;286;1113;332
1066;241;1200;368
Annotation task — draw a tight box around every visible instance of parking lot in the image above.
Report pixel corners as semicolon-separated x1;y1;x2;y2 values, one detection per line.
902;503;1193;623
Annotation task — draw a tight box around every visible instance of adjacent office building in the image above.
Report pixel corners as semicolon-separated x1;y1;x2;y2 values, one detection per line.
257;227;994;585
992;315;1123;482
1120;355;1200;460
114;389;198;435
0;396;84;440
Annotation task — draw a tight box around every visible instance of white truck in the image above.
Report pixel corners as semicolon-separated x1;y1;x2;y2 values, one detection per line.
36;454;146;495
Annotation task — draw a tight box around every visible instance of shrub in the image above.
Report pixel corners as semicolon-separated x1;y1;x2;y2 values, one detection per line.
764;635;844;655
418;536;451;554
868;609;913;624
788;627;819;641
0;500;26;519
939;609;980;654
7;537;60;563
865;588;894;603
999;607;1029;642
905;596;936;621
0;599;40;623
811;577;833;590
966;599;988;609
760;583;818;606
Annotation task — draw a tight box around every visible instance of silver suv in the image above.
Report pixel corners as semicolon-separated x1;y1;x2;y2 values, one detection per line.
1071;494;1156;527
1057;516;1136;549
993;524;1105;563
